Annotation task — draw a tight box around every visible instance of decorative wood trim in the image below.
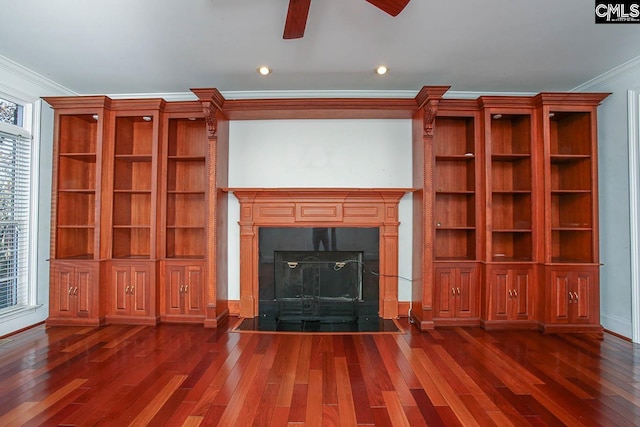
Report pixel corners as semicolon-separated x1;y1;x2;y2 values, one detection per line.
110;98;166;111
534;92;611;106
227;188;411;319
397;302;411;318
192;88;226;138
416;86;450;137
42;95;112;110
228;300;240;317
219;98;418;120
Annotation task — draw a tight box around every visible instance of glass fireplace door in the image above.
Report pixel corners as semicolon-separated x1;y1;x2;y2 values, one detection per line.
274;251;363;322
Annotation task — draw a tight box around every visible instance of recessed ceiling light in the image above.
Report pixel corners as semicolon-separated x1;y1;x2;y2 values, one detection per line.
375;65;388;75
257;66;272;76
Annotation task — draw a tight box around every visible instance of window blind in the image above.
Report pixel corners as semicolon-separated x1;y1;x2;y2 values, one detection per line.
0;128;31;312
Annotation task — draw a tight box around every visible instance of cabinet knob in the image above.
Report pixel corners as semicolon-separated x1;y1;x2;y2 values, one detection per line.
513;290;518;298
456;287;461;295
125;286;130;294
508;290;513;298
451;287;456;295
73;287;78;296
184;285;188;293
68;287;74;295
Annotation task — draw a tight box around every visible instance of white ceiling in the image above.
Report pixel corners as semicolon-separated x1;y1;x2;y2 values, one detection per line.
1;0;640;96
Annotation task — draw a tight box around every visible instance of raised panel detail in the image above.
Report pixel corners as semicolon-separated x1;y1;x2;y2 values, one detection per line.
257;205;295;219
343;205;381;219
296;203;343;221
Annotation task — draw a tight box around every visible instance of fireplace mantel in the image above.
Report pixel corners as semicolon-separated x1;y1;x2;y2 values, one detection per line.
225;188;412;318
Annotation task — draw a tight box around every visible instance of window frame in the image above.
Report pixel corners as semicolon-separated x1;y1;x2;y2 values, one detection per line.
0;91;39;319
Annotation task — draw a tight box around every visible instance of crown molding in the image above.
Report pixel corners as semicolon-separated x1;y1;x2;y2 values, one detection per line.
445;90;536;99
572;53;640;92
104;89;538;102
0;55;76;101
105;92;198;101
221;90;417;99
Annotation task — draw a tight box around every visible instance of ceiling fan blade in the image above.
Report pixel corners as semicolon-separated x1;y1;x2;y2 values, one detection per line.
283;0;311;39
365;0;410;17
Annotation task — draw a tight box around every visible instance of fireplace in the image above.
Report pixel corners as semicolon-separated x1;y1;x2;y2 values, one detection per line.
228;188;409;320
258;227;379;324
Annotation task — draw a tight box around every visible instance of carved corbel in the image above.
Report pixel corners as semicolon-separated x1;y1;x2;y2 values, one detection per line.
414;86;450;138
423;102;439;138
190;88;225;139
202;104;218;139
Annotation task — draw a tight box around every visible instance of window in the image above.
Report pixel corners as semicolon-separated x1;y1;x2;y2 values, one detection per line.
0;98;24;127
0;96;31;313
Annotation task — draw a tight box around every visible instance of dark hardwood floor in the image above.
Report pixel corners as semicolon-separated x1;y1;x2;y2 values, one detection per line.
0;318;639;426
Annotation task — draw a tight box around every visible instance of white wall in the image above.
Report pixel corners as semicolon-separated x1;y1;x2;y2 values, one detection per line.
574;57;640;337
227;119;414;301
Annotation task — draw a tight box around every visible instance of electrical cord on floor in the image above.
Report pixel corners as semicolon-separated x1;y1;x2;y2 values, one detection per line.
336;259;418;321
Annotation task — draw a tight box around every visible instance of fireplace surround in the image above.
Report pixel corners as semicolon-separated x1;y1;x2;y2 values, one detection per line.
228;188;410;319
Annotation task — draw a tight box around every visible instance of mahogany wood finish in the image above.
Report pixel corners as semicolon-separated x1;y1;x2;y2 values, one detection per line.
191;89;230;328
228;188;410;320
44;96;111;326
1;322;638;426
410;87;450;330
45;88;609;335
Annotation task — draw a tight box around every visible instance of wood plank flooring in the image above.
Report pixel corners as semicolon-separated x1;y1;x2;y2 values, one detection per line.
0;318;639;426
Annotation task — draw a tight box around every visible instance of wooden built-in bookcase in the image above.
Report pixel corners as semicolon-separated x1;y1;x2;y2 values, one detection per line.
164;117;207;259
44;88;608;335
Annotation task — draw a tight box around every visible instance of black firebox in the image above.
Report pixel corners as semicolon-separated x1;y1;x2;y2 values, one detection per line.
274;251;363;322
257;227;379;327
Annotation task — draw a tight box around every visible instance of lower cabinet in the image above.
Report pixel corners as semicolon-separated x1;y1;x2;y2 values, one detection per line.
483;264;537;330
106;260;158;325
542;265;601;334
48;260;101;326
161;261;206;323
433;263;479;326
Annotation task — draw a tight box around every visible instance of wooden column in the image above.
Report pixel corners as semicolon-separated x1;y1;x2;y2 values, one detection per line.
192;88;230;327
237;192;258;318
380;194;401;318
411;86;449;330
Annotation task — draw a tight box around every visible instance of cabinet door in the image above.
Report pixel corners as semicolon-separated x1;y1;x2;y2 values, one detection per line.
52;265;76;317
549;269;573;323
75;267;94;317
111;265;131;316
130;264;150;316
489;267;532;321
511;269;532;320
489;268;510;320
184;265;204;314
456;267;476;318
164;263;205;317
435;266;477;319
571;270;595;324
546;267;600;330
166;264;184;315
434;268;456;318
